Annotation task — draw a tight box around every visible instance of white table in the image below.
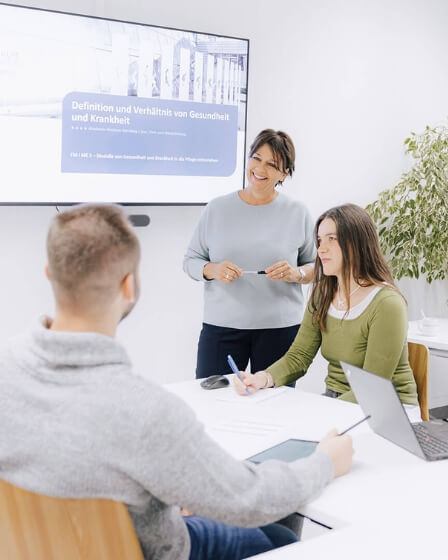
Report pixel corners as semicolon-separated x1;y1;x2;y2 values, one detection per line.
408;318;448;355
167;380;448;559
409;318;448;409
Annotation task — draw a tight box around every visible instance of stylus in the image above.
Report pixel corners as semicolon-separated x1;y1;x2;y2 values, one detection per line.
243;271;266;274
339;415;371;435
227;354;250;395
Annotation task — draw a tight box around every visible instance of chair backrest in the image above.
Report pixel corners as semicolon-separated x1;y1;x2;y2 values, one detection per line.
407;341;429;421
0;478;144;560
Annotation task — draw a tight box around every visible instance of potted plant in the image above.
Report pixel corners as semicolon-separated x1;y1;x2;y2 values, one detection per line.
366;122;448;284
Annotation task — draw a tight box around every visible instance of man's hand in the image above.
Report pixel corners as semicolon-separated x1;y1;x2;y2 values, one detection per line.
317;429;354;478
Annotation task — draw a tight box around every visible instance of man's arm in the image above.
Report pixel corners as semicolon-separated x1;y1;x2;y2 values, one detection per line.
133;386;339;527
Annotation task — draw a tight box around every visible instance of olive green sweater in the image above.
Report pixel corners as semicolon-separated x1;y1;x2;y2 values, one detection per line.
267;288;418;405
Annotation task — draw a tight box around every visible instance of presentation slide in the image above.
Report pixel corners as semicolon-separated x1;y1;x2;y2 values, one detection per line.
0;3;249;204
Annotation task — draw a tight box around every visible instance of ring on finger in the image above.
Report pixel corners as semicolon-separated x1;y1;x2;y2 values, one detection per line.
225;273;230;279
280;272;284;278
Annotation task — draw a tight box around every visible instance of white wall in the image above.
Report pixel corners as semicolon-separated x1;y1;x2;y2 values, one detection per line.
1;0;448;385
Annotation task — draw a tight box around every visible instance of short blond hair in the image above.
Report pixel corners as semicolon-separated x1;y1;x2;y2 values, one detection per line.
47;204;140;308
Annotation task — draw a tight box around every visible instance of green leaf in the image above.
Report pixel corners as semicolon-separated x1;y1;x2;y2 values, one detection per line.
366;119;448;285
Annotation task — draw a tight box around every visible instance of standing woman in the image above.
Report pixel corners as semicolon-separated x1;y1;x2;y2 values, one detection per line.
183;129;315;379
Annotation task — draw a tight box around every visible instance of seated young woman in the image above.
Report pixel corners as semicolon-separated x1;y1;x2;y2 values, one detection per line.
233;203;419;412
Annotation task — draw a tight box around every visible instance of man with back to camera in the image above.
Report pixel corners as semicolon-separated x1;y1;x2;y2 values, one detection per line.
0;204;354;560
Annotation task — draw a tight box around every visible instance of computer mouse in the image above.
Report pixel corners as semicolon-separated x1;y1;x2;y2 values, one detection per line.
200;375;230;390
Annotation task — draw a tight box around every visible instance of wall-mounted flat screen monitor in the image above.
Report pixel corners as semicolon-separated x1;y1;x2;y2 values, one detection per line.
0;2;249;204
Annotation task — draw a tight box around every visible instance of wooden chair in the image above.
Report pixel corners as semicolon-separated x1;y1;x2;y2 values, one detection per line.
0;478;144;560
408;341;429;421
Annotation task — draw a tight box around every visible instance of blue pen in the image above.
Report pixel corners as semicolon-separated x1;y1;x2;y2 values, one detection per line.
227;354;250;395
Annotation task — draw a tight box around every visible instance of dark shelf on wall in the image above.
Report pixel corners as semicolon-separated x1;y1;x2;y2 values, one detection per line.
129;214;150;227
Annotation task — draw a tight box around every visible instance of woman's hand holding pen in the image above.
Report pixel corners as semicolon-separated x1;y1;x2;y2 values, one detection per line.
203;261;243;283
233;371;271;395
265;261;305;283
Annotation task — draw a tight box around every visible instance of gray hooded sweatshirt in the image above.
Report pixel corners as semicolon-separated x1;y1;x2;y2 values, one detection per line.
0;318;333;559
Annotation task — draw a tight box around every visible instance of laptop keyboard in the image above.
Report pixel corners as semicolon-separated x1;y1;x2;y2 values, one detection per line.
412;423;448;456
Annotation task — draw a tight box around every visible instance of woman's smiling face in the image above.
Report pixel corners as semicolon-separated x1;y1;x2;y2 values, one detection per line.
246;143;287;193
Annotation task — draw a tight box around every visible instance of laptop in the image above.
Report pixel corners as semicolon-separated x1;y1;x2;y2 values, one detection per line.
340;361;448;461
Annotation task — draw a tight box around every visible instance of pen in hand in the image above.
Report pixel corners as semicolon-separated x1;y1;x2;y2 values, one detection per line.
338;415;371;435
227;354;250;395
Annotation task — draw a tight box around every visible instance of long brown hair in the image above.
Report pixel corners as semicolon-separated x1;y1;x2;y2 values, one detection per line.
310;203;399;330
